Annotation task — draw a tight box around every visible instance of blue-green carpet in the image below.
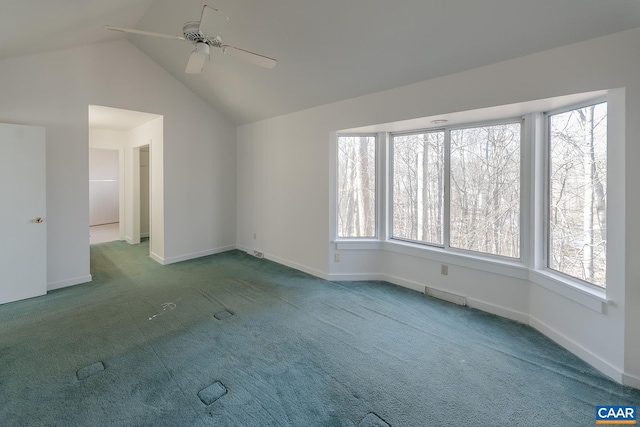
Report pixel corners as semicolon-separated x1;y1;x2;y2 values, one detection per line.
0;241;638;426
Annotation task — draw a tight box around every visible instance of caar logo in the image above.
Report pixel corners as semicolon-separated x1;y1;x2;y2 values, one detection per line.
596;406;637;425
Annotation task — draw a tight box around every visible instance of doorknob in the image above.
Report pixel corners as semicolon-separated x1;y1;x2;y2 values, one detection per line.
34;217;44;223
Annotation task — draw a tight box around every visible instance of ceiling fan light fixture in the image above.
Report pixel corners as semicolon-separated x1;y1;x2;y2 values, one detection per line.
195;41;210;56
186;42;210;74
105;5;277;73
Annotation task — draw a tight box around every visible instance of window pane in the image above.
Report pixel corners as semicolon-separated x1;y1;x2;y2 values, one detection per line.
549;103;607;287
392;131;444;244
337;136;376;238
450;123;521;257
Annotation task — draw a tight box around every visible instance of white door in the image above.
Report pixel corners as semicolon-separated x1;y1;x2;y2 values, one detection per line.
0;123;47;305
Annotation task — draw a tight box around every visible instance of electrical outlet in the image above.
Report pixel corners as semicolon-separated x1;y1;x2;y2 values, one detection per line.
441;264;448;275
253;233;257;240
335;253;341;262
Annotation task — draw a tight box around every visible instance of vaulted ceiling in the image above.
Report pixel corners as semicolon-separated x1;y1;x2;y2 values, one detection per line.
3;0;640;125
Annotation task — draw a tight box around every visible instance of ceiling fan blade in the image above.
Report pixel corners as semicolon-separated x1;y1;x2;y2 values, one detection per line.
185;50;207;74
105;25;186;41
199;5;229;37
221;45;277;69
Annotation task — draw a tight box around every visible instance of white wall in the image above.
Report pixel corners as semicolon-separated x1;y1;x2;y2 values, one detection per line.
237;28;640;387
88;148;119;226
0;39;237;289
88;128;127;240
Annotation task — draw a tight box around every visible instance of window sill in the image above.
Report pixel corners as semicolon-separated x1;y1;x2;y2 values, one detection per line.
529;269;607;313
383;239;529;280
333;239;607;313
335;239;384;250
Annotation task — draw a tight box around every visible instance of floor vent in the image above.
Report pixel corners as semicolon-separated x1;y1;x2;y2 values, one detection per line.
424;286;466;306
253;250;264;259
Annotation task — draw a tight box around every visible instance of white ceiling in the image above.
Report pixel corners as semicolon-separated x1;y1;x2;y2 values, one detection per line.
89;105;161;131
2;1;640;125
342;91;608;134
0;0;154;58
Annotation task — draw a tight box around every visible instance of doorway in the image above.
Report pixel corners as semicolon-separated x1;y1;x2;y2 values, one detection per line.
140;146;150;240
88;105;164;260
131;145;150;244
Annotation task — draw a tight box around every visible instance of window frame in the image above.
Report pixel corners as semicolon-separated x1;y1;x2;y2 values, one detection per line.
389;118;524;261
447;119;524;260
336;133;379;240
333;91;612;309
543;98;608;289
389;128;446;248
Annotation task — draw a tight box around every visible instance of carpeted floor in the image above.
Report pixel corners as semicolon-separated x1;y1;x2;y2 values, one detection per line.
0;240;638;426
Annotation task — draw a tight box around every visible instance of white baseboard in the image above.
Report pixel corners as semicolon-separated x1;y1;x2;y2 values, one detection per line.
158;245;237;265
48;275;92;291
264;253;329;280
622;372;640;389
326;273;385;281
381;274;530;323
466;297;530;324
382;274;430;293
140;232;149;238
150;251;164;264
529;315;624;384
239;246;329;279
229;250;638;390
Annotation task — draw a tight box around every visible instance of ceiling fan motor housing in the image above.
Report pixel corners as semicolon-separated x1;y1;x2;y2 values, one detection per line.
105;6;276;71
183;21;222;48
183;22;204;42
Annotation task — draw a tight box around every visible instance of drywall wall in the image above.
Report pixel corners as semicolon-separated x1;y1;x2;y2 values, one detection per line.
237;28;640;386
0;39;236;289
88;148;119;226
237;116;331;277
88;128;127;241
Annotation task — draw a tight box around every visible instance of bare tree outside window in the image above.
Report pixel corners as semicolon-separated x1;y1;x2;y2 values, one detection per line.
450;123;521;258
335;101;606;289
392;131;444;244
337;135;376;238
549;103;607;287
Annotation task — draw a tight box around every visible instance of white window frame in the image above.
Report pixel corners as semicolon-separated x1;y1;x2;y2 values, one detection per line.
335;133;379;240
543;98;608;289
389;118;524;261
333;90;613;312
389;128;446;248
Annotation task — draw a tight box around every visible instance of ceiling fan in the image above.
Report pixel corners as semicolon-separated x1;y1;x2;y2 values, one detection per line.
105;5;277;74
